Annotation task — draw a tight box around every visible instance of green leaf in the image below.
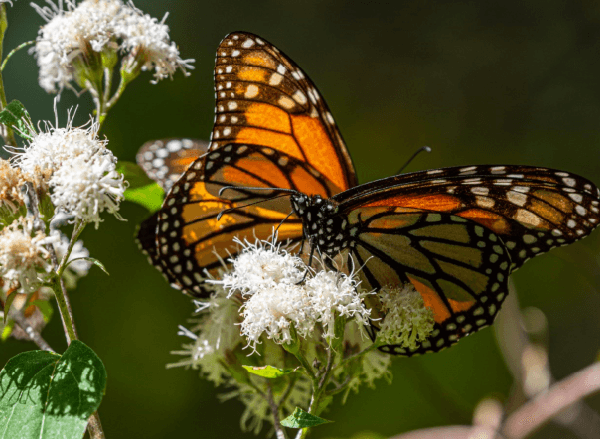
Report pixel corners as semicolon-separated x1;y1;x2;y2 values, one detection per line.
68;257;109;275
281;407;332;429
0;340;107;439
116;161;155;190
0;100;34;140
37;193;55;222
124;183;165;213
242;365;297;379
3;292;17;324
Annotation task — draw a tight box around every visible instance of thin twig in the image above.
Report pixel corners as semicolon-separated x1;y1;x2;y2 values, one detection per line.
266;382;288;439
10;311;55;352
501;362;600;439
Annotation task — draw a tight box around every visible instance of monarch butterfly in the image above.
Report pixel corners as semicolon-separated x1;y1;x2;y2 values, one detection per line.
138;32;600;356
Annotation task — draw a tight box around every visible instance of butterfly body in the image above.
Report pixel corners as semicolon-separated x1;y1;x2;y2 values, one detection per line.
137;31;600;356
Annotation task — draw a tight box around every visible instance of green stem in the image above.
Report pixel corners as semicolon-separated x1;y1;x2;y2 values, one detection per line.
51;275;77;342
0;5;17;147
292;348;317;383
298;348;338;438
56;220;86;277
0;40;34;72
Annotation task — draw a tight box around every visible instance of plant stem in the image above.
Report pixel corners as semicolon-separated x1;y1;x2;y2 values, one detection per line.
298;349;338;439
291;348;317;383
56;220;86;277
0;5;17;147
87;412;105;439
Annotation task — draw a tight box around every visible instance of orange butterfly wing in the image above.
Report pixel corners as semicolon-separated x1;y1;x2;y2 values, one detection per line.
154;32;358;296
210;32;357;193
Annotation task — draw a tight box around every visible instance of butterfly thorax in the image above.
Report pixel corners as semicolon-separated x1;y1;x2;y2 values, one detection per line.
291;194;353;256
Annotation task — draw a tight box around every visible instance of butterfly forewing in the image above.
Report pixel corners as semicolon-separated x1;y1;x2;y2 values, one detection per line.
335;165;600;271
210;32;357;193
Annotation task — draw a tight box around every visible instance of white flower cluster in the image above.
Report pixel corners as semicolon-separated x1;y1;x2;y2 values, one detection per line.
0;217;57;293
31;0;194;93
377;284;435;348
11;113;126;227
215;238;371;352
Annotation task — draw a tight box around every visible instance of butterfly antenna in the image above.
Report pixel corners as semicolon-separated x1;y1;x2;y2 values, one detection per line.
216;194;292;221
219;186;300;197
397;145;432;174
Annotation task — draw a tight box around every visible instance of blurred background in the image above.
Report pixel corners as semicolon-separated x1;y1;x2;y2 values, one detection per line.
2;0;600;438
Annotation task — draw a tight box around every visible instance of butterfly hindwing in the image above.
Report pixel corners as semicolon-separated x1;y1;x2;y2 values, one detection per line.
345;209;511;355
136;138;209;191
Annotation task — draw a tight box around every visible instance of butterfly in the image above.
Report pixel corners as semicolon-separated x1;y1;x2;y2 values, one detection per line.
137;31;600;356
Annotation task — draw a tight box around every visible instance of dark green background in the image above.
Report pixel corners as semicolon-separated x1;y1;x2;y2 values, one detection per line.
2;1;600;438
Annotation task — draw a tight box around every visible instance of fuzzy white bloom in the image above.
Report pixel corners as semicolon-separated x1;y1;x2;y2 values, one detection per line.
51;229;91;288
214;237;371;352
31;0;122;93
116;2;194;83
50;151;125;226
11;114;126;227
31;0;194;93
219;237;305;295
377;284;435;349
304;269;371;339
0;217;58;293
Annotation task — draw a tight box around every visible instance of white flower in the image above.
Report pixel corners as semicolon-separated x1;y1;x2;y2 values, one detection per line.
50;151;125;226
116;2;194;83
304;269;371;340
10;112;126;227
51;229;91;288
31;0;122;93
219;237;305;296
377;284;435;349
214;237;371;352
0;217;58;293
30;0;194;93
14;114;106;174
